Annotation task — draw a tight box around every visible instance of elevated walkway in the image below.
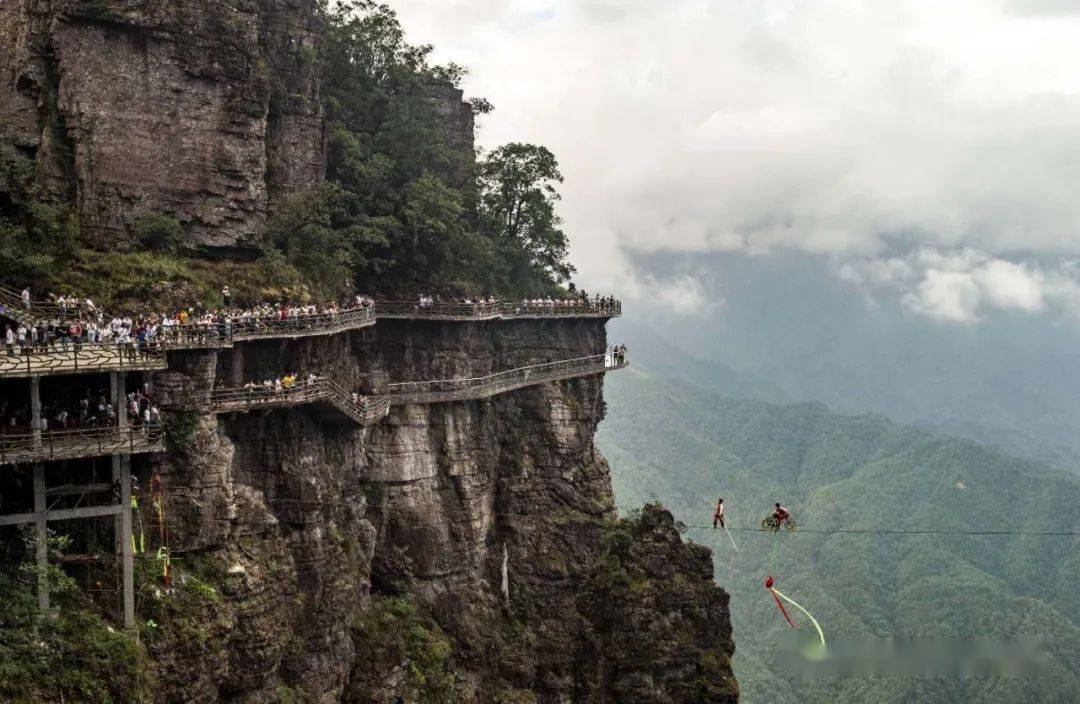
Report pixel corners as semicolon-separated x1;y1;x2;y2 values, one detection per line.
230;306;377;341
211;377;389;426
386;353;628;405
375;300;621;321
0;344;168;379
0;425;165;466
0;284;80;326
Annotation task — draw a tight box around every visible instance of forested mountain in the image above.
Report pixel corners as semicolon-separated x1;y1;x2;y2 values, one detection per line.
621;252;1080;475
599;361;1080;703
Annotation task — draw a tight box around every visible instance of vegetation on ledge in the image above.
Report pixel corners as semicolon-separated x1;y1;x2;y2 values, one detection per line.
0;535;154;704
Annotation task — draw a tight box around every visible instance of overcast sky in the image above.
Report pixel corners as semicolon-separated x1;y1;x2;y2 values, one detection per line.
391;0;1080;322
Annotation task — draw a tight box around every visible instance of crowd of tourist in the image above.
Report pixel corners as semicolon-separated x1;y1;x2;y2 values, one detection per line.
2;285;620;360
407;292;620;315
0;386;160;436
225;372;376;412
236;372;320;395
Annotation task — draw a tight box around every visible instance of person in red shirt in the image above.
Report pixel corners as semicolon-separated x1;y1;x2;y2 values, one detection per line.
771;503;790;531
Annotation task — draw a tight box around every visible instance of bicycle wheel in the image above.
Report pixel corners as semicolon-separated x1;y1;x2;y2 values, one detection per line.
784;518;798;532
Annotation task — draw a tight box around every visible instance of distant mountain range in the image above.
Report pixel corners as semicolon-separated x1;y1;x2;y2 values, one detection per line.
616;250;1080;475
599;350;1080;703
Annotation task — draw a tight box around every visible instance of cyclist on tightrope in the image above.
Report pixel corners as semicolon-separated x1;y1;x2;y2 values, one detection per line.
768;502;791;532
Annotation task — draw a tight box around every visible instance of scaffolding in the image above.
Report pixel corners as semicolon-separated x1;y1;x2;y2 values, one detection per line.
0;371;143;627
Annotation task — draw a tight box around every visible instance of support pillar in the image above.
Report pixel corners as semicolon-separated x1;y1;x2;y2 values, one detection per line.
229;345;244;387
118;455;134;628
111;372;127;427
33;463;48;612
30;377;41;450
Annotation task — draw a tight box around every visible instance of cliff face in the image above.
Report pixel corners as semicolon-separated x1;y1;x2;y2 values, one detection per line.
145;320;737;703
0;0;324;251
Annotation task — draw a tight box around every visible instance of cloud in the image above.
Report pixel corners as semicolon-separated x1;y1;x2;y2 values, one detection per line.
839;248;1080;323
388;0;1080;295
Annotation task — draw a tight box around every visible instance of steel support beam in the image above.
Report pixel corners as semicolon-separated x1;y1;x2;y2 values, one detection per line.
33;463;47;612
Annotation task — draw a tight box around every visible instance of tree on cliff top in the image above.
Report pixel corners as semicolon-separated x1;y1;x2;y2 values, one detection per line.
478;144;576;293
314;1;575;298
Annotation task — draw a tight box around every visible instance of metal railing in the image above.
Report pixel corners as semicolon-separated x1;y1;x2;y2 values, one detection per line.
0;343;168;379
0;425;165;465
375;300;622;321
375;301;503;320
498;300;622;319
210;376;389;426
0;284;81;325
387;352;629;405
230;306;377;341
155;324;233;349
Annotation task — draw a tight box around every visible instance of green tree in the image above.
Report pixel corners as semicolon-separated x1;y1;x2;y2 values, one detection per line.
264;184;358;300
133;213;183;252
477;144;575;294
0;145;77;284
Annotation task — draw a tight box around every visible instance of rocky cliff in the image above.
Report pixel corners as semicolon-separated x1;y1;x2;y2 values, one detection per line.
138;320;736;703
1;0;323;252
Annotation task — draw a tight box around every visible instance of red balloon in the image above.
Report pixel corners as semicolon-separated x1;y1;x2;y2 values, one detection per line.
765;576;774;589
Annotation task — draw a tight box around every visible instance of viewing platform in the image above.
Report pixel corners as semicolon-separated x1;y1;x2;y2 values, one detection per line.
386;351;628;405
0;425;165;466
210;377;389;426
0;344;168;379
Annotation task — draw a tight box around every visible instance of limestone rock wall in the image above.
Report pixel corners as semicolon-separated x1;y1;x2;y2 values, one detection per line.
0;0;325;251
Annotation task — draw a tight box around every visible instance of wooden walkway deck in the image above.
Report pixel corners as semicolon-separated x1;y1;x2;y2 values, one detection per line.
0;426;165;466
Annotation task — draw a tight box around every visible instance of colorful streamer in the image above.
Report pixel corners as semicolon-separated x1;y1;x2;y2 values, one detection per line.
765;576;826;646
765;577;796;628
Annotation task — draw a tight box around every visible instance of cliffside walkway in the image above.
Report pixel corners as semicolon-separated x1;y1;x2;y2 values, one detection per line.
0;283;80;326
0;425;165;466
387;352;629;405
211;377;390;426
376;300;621;321
0;344;168;379
230;306;377;341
